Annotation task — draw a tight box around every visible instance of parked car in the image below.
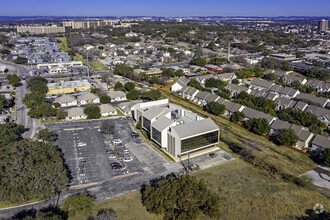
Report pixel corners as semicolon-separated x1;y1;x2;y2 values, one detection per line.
108;153;116;159
123;156;133;162
110;162;122;169
131;132;139;138
188;164;200;172
209;153;217;158
123;149;129;154
126;116;131;120
113;139;122;145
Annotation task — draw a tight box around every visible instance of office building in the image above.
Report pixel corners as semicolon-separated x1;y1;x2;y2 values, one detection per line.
47;79;91;94
17;25;65;34
318;19;328;32
132;99;220;158
63;20;118;29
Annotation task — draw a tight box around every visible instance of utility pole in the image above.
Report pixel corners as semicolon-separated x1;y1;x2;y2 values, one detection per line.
86;50;89;78
228;42;231;62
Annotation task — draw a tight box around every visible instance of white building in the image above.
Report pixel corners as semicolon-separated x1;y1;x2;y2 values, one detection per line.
132;99;219;158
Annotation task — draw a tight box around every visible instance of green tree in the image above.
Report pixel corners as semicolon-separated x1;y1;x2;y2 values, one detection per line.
231;111;245;122
6;74;20;86
84;105;101;119
0;49;10;54
0;122;25;147
142;175;221;219
246;118;270;135
208;57;230;66
322;149;330;167
56;109;68;120
231;78;239;85
127;89;140;100
14;56;28;64
96;208;117;220
28;102;57;118
53;102;61;108
136;121;142;129
264;72;279;80
0;139;68;203
114;82;124;91
100;95;111;104
23;92;46;109
27;77;48;94
205;102;225;115
190;57;207;67
61;193;95;217
276;128;298;146
187;79;203;91
141;90;161;101
114;64;133;76
124;82;135;91
0;95;7;110
36;128;58;143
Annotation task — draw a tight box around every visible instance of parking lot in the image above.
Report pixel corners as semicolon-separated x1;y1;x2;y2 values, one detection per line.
46;118;184;201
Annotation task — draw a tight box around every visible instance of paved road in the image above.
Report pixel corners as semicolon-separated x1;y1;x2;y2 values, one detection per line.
0;60;40;138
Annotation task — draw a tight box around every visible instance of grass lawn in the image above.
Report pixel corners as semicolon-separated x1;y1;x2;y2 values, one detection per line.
158;89;317;177
193;160;330;220
70;191;160;220
56;36;108;71
0;198;43;209
68;160;329;220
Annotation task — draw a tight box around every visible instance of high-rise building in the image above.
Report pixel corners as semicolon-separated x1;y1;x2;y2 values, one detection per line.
318;19;328;32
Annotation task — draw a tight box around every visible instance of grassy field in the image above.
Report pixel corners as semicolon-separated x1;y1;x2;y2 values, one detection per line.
68;160;329;220
70;191;160;220
56;37;108;71
158;89;316;177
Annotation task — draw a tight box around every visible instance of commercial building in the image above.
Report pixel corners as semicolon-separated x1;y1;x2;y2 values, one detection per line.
132;99;219;158
17;25;65;34
318;19;328;33
47;79;91;94
37;61;83;73
63;20;118;29
133;68;163;78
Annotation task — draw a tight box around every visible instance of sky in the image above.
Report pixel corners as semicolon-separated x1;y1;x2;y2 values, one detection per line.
0;0;329;17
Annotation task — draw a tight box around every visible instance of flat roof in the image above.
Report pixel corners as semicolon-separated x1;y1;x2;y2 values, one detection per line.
171;118;219;139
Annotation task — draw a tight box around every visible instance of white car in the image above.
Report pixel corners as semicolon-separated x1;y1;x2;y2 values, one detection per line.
113;139;122;145
123;149;129;154
123;156;133;162
77;142;87;146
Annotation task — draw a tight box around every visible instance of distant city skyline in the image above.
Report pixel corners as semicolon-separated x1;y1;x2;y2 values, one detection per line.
1;0;330;17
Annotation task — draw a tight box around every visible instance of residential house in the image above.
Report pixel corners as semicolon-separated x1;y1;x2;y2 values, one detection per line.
290;124;314;150
269;119;291;136
293;101;309;111
242;107;276;125
193;91;211;105
182;86;199;100
170;77;188;92
249;78;274;90
196;74;215;86
309;135;330;156
118;100;143;115
108;91;127;102
65;107;87;121
227;84;250;98
100;104;117;117
215;73;236;82
78;93;100;105
305;105;330;125
275;97;297;111
54;95;77;107
280;75;307;85
296;93;329;107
